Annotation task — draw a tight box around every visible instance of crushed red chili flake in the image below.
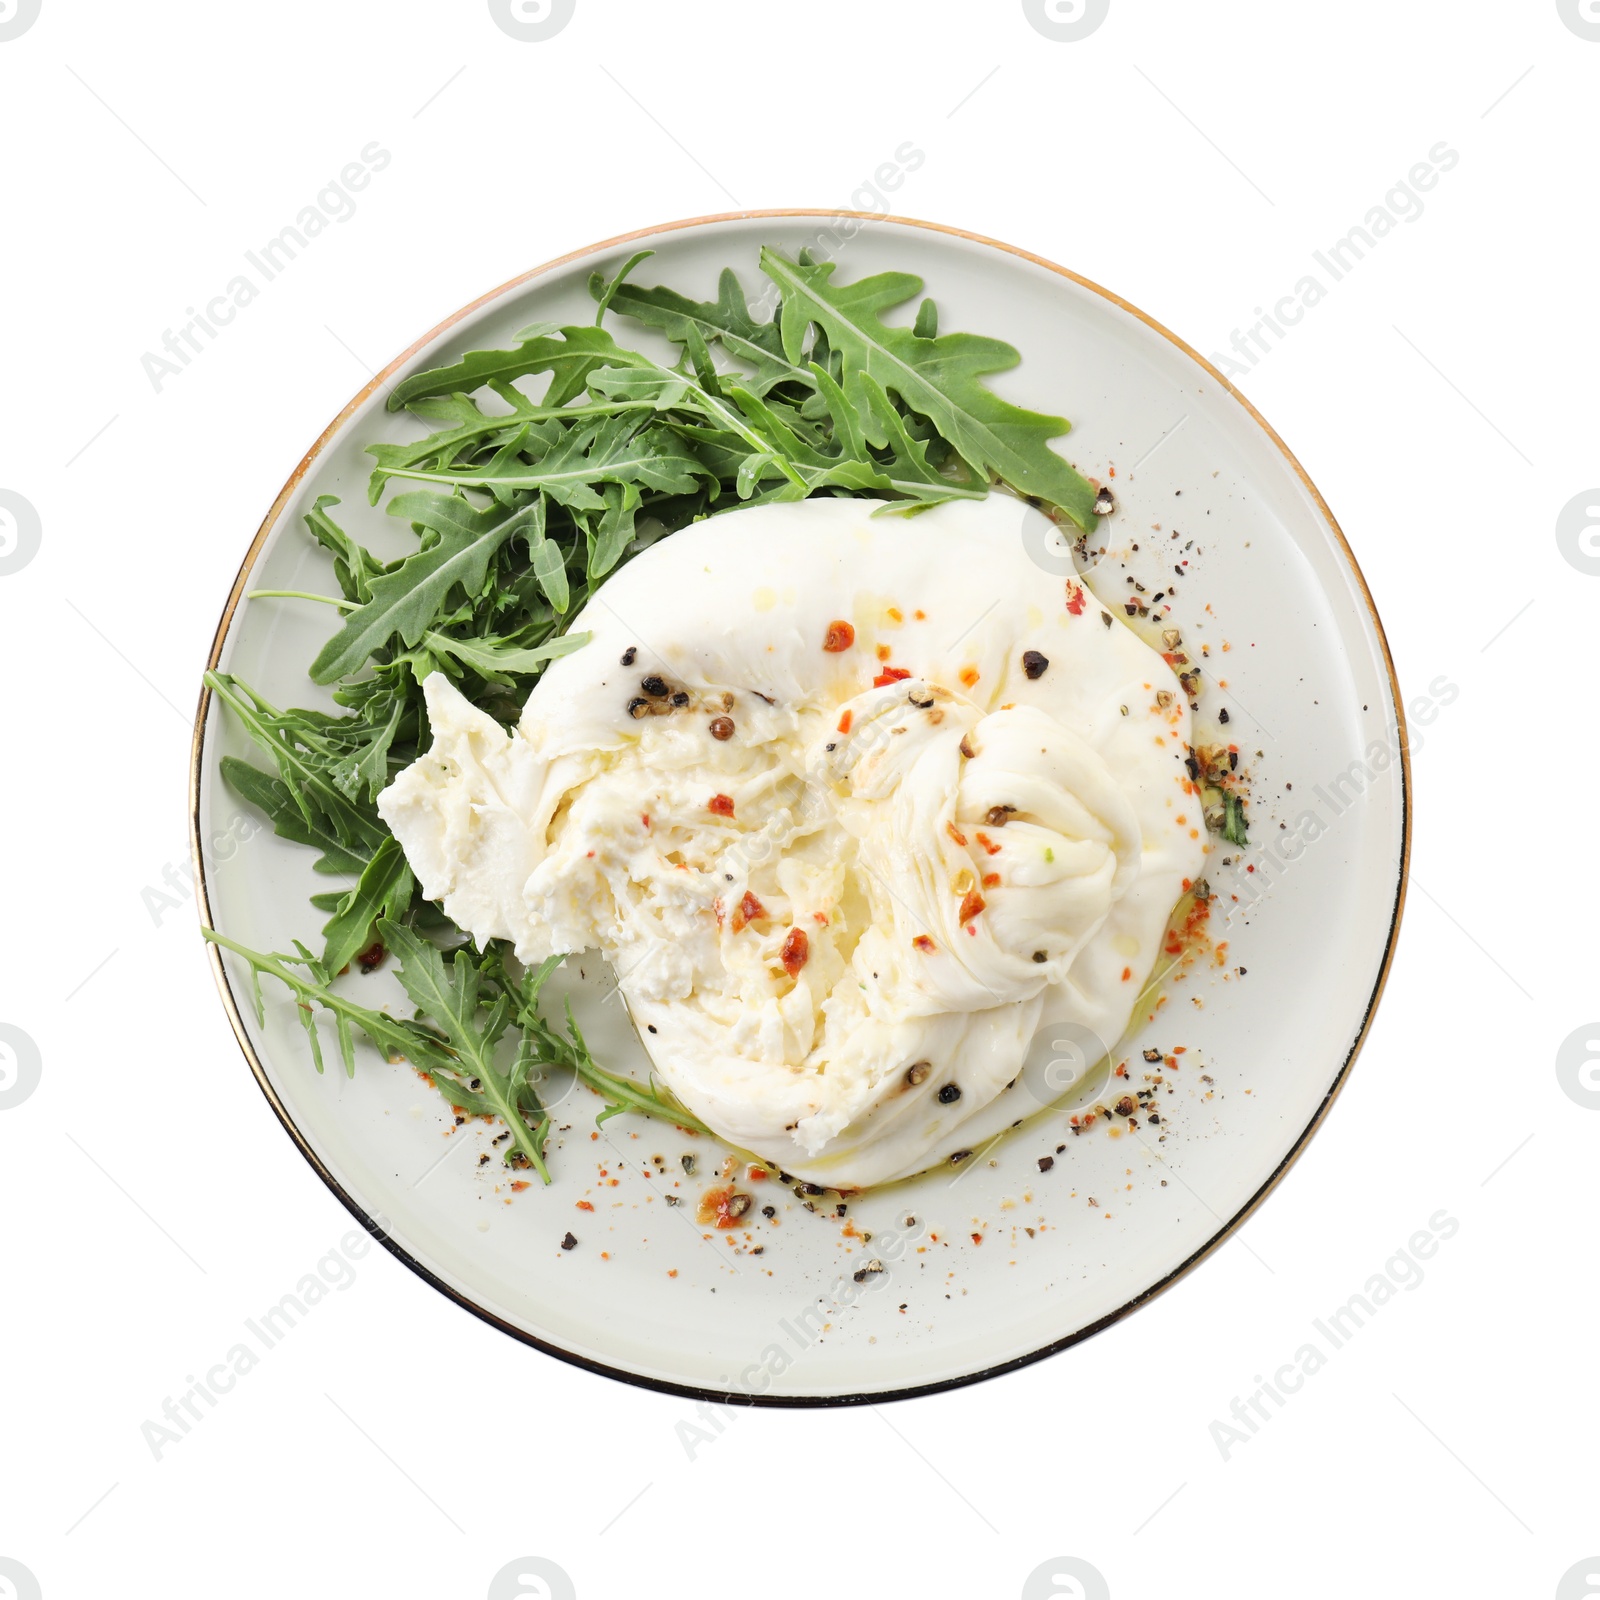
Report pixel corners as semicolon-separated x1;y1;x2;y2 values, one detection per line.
959;889;986;924
696;1185;753;1228
1064;580;1087;616
510;1180;530;1192
575;1199;593;1211
707;793;735;817
982;872;1000;888
946;822;968;847
780;926;810;976
837;709;853;734
974;831;1001;856
823;620;855;652
731;890;765;932
912;934;936;953
873;666;911;687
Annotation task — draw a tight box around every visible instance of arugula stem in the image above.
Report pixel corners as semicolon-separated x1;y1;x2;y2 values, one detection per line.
249;589;356;611
202;928;422;1062
566;1052;713;1136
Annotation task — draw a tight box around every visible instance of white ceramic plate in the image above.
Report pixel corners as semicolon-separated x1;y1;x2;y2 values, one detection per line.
191;213;1409;1404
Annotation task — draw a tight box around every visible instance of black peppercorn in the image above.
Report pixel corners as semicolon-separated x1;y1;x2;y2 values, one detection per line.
938;1083;962;1104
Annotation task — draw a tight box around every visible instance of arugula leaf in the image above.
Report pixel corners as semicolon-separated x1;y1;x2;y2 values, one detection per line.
220;757;370;875
584;360;808;492
507;954;713;1137
309;495;543;684
206;673;387;855
589;248;656;326
306;496;384;603
377;417;708;508
379;921;552;1181
328;693;406;803
591;265;808;395
386;324;623;412
758;248;1101;531
530;529;569;613
423;626;592;684
320;836;413;976
368;396;645;505
583;483;641;580
204;928;449;1078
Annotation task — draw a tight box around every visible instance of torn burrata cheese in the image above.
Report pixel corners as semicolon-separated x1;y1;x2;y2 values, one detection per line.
378;495;1207;1187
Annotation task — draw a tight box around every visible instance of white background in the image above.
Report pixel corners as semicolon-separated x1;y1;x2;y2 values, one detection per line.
2;2;1597;1597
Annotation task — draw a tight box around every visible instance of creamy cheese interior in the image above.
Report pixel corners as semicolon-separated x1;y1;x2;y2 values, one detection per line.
379;496;1207;1187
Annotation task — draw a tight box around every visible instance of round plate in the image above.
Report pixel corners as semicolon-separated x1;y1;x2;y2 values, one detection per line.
191;212;1409;1404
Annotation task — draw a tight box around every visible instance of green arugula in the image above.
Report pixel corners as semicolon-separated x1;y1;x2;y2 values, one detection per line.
309;494;545;684
206;244;1113;1184
757;248;1101;531
507;954;712;1136
378;922;553;1182
320;836;412;977
1221;791;1250;848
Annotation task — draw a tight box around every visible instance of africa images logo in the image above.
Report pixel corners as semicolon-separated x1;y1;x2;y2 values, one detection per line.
0;0;41;42
1558;0;1600;42
488;0;575;41
487;1557;576;1599
1022;0;1109;42
0;490;41;577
